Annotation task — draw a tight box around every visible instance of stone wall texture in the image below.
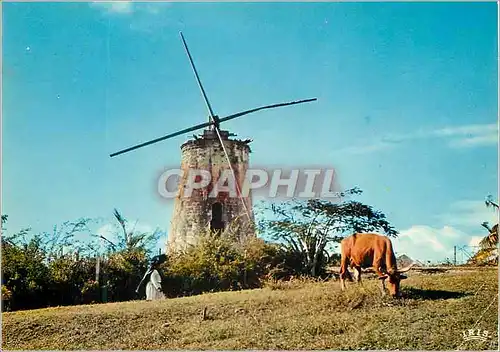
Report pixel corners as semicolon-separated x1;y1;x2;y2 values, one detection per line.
167;135;255;253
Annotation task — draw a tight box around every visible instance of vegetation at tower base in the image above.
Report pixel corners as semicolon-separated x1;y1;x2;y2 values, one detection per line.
256;187;398;277
160;233;280;297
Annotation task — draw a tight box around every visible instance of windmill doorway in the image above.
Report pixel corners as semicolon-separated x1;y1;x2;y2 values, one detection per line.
210;202;225;235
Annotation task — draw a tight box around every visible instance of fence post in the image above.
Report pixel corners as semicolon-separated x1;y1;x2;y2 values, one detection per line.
96;255;101;302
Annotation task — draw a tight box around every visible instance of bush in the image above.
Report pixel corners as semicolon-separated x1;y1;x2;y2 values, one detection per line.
161;233;282;297
2;285;12;312
1;233;152;310
1;237;51;311
105;249;149;301
81;280;100;304
47;255;97;306
1;221;329;310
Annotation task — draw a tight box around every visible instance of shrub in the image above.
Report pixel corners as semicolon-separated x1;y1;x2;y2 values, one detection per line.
47;255;97;306
104;249;149;301
81;280;100;304
2;285;12;301
2;285;12;312
161;233;282;297
1;237;51;311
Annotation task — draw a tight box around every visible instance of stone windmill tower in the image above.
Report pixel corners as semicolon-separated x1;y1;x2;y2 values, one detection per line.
167;128;254;253
109;32;317;254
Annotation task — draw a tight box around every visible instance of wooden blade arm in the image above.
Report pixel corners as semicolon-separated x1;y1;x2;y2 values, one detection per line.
109;121;212;157
110;98;317;157
218;98;317;123
180;32;216;121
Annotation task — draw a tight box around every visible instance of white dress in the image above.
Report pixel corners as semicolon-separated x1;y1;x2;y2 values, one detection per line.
145;269;165;301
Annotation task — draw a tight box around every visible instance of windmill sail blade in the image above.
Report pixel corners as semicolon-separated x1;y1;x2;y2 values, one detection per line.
109;97;317;157
180;32;216;120
109;121;212;157
218;98;317;124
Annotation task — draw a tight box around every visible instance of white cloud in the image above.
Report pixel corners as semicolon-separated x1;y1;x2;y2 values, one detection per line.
335;123;498;155
448;133;498;148
396;225;462;252
392;225;480;263
90;1;174;33
392;199;498;263
90;1;134;15
432;123;498;148
141;3;171;14
90;1;172;17
431;124;497;137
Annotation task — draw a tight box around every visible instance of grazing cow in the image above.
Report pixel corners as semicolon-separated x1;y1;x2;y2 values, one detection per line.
339;233;413;297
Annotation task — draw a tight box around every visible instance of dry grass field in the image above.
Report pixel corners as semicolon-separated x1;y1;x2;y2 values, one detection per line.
2;267;498;350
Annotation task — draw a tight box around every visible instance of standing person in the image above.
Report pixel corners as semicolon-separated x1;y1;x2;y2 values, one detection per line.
145;262;165;301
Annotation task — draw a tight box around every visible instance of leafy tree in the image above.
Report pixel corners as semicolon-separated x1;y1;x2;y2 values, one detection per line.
1;217;97;309
1;232;50;310
42;218;96;260
257;187;397;277
1;216;95;259
1;215;32;248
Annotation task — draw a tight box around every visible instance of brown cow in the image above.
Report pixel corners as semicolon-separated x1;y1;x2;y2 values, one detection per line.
339;233;413;297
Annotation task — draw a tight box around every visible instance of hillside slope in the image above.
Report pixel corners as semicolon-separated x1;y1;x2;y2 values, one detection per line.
2;268;498;350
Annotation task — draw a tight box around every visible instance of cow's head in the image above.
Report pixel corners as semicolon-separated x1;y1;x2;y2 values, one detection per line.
379;264;414;297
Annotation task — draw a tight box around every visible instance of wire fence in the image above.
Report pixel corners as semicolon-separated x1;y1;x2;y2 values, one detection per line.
453;245;483;265
417;245;485;266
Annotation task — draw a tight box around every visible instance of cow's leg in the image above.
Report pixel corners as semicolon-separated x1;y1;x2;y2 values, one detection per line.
373;253;388;296
353;266;362;284
379;278;387;296
340;273;346;291
339;256;352;291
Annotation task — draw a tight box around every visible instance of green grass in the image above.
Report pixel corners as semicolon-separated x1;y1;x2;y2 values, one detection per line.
2;268;498;350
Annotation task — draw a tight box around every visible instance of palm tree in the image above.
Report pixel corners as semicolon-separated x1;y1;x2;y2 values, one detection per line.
480;222;498;248
482;195;499;247
111;208;162;254
485;195;499;209
469;196;499;265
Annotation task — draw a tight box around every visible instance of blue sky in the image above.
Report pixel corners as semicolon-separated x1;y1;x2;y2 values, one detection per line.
2;2;498;263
